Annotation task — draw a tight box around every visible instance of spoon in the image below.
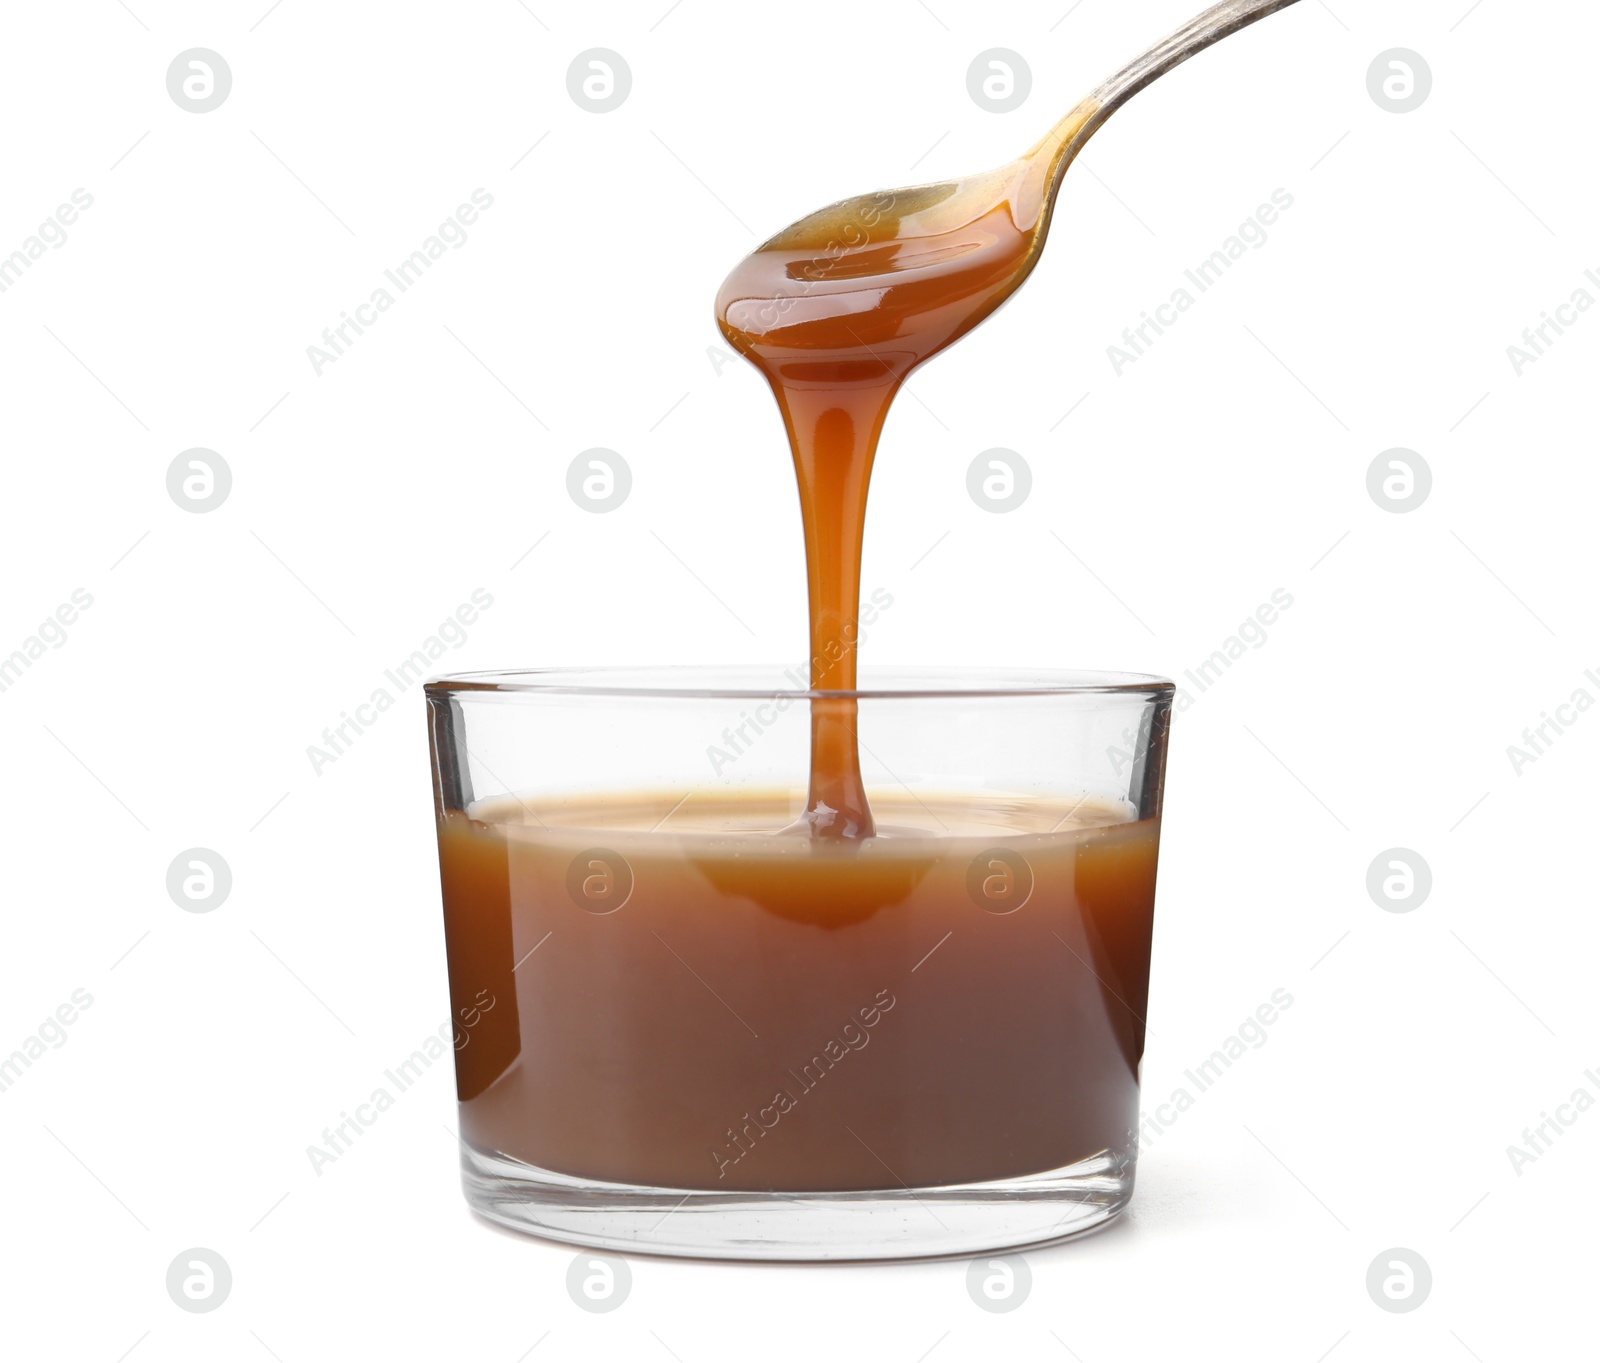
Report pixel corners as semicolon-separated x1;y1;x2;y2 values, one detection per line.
716;0;1305;371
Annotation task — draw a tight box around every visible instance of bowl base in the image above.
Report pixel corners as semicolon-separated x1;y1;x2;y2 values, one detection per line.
459;1141;1134;1261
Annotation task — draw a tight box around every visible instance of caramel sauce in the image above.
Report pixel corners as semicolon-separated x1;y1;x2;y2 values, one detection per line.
715;99;1098;837
432;99;1168;1196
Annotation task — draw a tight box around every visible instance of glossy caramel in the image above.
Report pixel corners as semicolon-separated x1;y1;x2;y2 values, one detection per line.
716;100;1099;836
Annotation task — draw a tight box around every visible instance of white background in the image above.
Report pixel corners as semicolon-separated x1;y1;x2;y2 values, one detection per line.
1;1;1595;1359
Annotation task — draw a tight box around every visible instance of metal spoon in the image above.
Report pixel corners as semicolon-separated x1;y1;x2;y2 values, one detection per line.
717;0;1305;365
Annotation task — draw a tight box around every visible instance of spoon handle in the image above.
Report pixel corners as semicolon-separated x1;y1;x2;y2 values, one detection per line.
1092;0;1303;114
1030;0;1302;207
1039;0;1301;158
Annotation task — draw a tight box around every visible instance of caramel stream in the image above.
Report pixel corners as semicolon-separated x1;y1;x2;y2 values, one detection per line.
716;101;1099;837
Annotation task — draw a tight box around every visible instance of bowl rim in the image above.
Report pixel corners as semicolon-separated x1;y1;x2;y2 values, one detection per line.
423;665;1177;701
